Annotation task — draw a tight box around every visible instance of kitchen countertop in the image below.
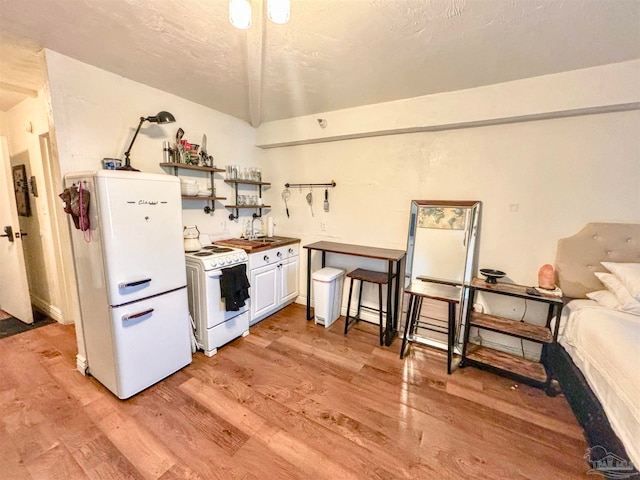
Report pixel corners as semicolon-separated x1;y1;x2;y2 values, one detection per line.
214;236;300;253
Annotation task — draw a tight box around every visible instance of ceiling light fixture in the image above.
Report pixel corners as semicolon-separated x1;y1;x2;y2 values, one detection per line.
229;0;290;29
229;0;252;30
267;0;290;25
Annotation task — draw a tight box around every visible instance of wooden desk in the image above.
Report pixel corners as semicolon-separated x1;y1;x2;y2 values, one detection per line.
303;241;406;346
400;281;461;374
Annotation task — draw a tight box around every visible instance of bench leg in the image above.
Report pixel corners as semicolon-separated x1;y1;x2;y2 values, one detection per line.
400;294;416;359
378;284;384;346
344;277;355;334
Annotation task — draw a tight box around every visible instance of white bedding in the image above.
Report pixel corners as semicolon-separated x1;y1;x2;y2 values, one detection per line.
557;299;640;467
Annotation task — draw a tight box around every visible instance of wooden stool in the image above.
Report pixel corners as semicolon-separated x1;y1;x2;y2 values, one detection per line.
344;268;389;345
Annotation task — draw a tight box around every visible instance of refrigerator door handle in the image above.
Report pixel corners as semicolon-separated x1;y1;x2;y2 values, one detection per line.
122;308;154;322
118;278;152;289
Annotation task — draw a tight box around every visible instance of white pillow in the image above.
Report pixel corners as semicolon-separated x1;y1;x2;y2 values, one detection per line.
586;289;620;309
601;262;640;302
595;272;640;316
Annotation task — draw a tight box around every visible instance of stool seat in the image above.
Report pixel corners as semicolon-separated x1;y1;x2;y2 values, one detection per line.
347;268;389;285
344;269;388;345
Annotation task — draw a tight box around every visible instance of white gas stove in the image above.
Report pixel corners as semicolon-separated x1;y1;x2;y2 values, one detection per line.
185;245;250;357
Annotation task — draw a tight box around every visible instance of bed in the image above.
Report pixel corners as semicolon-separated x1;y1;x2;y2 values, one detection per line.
548;222;640;475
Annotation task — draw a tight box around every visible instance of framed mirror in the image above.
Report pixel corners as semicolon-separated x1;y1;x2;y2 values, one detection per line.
403;200;481;358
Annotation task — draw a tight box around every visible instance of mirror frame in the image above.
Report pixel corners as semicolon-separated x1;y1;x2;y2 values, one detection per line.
404;200;482;353
406;200;481;287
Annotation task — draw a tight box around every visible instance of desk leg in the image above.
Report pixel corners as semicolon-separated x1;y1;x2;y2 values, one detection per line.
447;302;456;374
384;260;397;346
306;249;312;320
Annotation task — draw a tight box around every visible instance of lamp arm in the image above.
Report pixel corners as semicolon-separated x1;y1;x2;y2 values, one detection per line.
123;116;147;164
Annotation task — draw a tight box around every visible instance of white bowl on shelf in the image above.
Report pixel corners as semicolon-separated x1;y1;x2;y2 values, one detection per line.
181;184;199;196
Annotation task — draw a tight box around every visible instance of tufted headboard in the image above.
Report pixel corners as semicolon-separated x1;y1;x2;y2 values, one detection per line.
555;223;640;299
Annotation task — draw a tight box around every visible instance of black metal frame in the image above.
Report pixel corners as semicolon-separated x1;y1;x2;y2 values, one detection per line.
304;246;404;347
226;180;270;220
343;276;386;346
460;282;564;394
400;292;457;374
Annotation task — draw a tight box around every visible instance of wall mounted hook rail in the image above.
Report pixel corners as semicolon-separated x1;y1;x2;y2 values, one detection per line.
284;181;336;189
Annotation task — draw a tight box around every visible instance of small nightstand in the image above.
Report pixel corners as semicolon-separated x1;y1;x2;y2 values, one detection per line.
461;278;563;394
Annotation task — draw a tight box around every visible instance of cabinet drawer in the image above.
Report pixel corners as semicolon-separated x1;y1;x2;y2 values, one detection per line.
248;244;299;268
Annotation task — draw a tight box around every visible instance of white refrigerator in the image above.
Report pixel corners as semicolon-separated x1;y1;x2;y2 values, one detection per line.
65;170;192;399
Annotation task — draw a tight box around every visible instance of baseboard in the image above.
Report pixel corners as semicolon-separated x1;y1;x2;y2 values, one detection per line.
76;354;88;375
295;295;381;324
30;295;65;323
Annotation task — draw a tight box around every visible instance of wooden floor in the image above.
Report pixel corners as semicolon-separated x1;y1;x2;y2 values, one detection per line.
0;304;590;479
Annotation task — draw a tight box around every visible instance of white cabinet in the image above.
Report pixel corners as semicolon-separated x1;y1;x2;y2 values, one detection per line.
250;262;278;321
248;243;299;325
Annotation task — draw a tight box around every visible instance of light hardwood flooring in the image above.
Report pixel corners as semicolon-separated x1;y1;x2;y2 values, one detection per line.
0;304;590;479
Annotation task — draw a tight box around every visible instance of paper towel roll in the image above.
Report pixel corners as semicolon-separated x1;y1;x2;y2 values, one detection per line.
267;217;274;237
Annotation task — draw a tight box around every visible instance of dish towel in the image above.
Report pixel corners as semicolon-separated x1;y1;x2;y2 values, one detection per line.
220;264;250;311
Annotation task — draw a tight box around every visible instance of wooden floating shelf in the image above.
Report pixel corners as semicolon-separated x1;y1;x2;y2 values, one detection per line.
225;205;271;209
466;345;548;383
470;278;563;303
224;180;271;186
160;162;225;173
469;312;552;343
182;196;226;201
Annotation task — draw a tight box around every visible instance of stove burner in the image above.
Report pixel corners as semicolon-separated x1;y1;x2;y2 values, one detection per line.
193;252;213;257
203;246;233;253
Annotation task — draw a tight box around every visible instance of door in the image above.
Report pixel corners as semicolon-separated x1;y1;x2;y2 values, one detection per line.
0;137;33;323
279;257;299;305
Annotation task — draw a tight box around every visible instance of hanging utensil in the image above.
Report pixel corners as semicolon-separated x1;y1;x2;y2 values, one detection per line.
200;134;208;166
306;189;314;217
323;188;329;212
282;188;291;218
176;128;185;163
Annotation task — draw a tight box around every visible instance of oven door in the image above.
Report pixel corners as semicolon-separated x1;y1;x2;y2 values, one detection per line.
205;266;249;328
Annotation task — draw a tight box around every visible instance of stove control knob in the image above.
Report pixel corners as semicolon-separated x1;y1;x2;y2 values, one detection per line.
226;257;233;264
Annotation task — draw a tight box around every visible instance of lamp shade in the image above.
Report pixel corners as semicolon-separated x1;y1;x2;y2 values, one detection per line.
147;111;175;124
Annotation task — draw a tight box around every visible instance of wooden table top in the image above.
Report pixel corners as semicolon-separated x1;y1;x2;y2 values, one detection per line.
303;241;406;261
404;281;461;303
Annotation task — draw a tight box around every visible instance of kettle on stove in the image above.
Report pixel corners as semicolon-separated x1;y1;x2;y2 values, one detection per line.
183;225;202;252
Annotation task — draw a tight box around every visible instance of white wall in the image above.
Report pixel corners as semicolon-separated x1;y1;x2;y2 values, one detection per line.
264;110;640;287
0;91;63;320
45;50;261;239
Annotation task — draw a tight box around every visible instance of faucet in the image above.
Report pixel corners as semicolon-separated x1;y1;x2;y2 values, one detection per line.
250;216;264;240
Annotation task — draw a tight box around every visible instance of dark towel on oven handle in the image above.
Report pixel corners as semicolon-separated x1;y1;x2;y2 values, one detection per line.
220;264;250;312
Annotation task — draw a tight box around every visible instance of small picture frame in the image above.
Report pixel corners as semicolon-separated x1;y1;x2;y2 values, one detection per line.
12;164;31;217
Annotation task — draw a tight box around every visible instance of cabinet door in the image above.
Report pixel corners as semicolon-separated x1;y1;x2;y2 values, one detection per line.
250;263;278;321
279;256;299;305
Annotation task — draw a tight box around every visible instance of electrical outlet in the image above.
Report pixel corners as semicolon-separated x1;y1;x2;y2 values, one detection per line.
320;221;327;231
221;220;227;231
473;303;484;313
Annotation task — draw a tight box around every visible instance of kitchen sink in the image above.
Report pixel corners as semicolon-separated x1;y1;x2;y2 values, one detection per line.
214;236;298;252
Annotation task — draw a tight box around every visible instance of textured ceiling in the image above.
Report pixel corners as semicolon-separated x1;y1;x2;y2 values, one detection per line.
0;0;638;124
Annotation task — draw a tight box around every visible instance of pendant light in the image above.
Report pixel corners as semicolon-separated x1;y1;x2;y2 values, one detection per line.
229;0;290;29
229;0;252;30
267;0;290;25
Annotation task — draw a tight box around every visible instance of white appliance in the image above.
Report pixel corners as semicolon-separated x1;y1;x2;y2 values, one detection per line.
65;170;192;399
185;244;250;357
